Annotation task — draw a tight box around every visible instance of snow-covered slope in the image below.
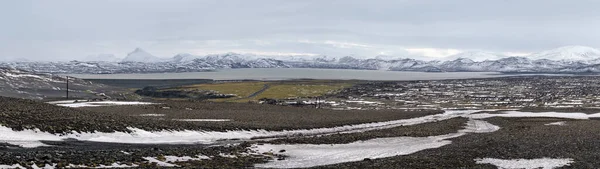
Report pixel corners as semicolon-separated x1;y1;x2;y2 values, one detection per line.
122;48;164;63
5;46;600;74
446;51;504;62
171;53;201;63
528;46;600;61
84;54;121;62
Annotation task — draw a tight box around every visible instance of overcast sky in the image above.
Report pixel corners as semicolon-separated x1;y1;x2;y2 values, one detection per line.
2;0;600;61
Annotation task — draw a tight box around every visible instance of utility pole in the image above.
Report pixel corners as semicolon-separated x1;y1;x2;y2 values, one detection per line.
66;76;69;99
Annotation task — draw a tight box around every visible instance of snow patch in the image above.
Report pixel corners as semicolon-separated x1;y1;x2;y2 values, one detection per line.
0;110;480;148
66;163;139;168
544;121;567;126
253;119;500;168
139;114;166;117
470;111;596;120
49;101;155;108
172;119;232;122
0;164;26;169
460;119;501;133
475;158;573;169
142;157;177;167
164;155;211;162
253;136;453;168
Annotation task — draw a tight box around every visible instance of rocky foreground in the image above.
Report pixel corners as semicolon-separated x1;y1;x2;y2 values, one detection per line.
2;96;600;168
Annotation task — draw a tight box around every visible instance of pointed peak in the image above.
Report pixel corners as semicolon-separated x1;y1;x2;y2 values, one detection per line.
133;47;145;52
122;48;162;62
128;48;148;55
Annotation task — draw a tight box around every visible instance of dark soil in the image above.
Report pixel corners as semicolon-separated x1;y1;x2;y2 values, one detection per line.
82;100;442;132
0;96;440;134
0;141;267;169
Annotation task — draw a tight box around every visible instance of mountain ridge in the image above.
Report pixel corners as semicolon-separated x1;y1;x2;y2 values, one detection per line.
4;46;600;74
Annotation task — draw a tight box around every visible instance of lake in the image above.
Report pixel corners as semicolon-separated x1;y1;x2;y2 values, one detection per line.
68;68;507;81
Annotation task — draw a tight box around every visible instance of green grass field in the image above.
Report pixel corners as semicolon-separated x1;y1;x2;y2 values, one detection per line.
174;80;354;102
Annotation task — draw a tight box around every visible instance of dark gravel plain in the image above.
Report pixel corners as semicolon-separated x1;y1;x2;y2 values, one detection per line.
315;117;598;169
0;96;443;168
81;100;442;132
0;141;267;168
7;95;600;168
0;96;440;134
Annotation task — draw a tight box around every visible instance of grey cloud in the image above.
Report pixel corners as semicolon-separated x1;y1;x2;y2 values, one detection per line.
1;0;600;60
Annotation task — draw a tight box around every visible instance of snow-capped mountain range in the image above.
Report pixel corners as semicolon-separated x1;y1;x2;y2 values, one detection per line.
3;46;600;74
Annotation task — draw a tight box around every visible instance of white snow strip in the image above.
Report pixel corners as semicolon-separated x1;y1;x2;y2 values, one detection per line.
475;158;573;169
142;157;177;167
545;121;567;126
4;73;43;79
219;153;238;158
46;100;86;104
0;164;56;169
31;164;57;169
173;119;232;122
49;101;155;108
471;111;596;120
461;119;501;133
253;119;500;168
253;136;453;168
0;127;63;147
0;110;481;147
164;155;211;162
66;163;138;168
0;164;26;169
1;162;138;169
1;110;586;148
139;114;166;117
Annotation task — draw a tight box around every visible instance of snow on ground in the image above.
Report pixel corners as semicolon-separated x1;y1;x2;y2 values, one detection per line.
164;155;211;162
545;121;567;126
138;114;166;117
460;119;501;133
46;100;87;104
475;158;573;169
0;110;593;148
253;119;500;168
0;126;63;148
470;111;599;120
172;119;232;122
0;110;481;147
142;157;177;167
1;162;142;169
253;136;454;168
0;164;26;169
47;100;155;108
0;109;593;168
0;155;212;169
67;163;138;168
0;164;56;169
0;109;578;148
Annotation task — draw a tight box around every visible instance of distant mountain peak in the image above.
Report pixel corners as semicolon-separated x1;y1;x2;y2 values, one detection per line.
446;51;504;62
529;45;600;61
453;57;475;63
172;53;199;63
122;48;163;63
